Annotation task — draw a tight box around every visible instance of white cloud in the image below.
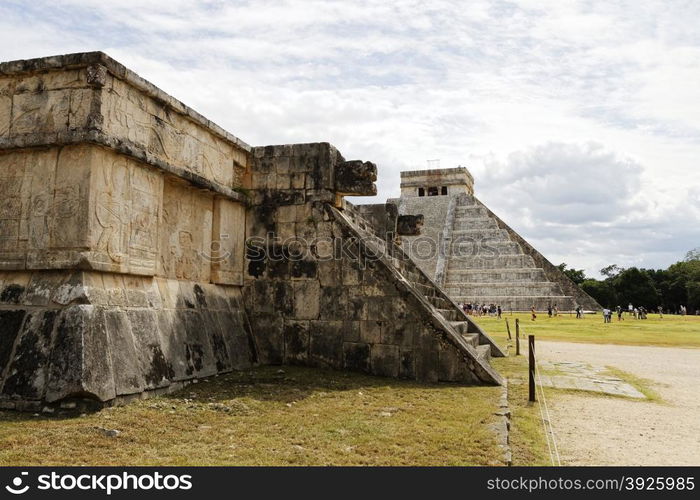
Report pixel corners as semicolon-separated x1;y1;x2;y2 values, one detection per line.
0;0;698;275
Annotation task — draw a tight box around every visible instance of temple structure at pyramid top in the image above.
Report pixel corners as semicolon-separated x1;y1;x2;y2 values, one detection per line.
399;167;475;197
391;167;600;312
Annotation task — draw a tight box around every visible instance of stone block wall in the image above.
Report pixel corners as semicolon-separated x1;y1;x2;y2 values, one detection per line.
0;52;255;410
0;271;254;411
243;144;501;384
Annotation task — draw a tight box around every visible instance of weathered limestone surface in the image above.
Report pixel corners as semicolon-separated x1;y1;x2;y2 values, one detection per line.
0;271;255;410
1;52;503;411
0;53;253;411
354;203;424;241
243;144;502;384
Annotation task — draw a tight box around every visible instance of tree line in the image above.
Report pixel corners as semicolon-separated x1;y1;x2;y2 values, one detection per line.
558;247;700;313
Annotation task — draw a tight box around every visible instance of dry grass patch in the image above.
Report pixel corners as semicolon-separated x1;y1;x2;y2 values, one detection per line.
0;366;505;466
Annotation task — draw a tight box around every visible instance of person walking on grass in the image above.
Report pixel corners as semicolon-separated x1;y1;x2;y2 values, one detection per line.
575;305;582;319
658;305;663;319
603;307;611;323
617;305;624;321
497;304;502;319
531;306;537;321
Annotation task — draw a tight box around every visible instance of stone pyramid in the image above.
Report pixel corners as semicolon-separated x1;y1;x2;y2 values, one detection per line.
393;168;600;312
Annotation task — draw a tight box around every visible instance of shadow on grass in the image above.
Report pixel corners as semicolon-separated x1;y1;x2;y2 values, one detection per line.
157;365;483;405
0;365;486;422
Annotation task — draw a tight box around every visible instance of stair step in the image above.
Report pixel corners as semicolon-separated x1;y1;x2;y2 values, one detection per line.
452;216;499;227
450;321;468;335
444;282;564;297
455;207;489;217
451;228;509;239
447;255;536;269
450;240;523;256
428;296;449;309
446;268;548;283
476;344;491;361
460;332;480;348
436;308;459;321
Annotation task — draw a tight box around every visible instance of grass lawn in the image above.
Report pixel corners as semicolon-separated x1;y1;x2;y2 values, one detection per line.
476;313;700;348
8;308;687;466
0;366;517;466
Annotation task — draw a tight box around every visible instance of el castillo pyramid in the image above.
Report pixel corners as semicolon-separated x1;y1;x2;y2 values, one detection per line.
391;168;600;312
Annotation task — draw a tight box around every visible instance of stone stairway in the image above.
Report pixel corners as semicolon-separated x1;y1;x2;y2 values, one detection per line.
342;202;503;366
399;266;495;363
444;195;577;311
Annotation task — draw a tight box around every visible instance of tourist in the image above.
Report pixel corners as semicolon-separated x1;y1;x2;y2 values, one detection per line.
575;305;582;319
633;307;639;319
603;307;611;323
497;304;502;319
531;306;537;321
658;305;663;319
553;304;558;317
628;303;634;316
547;305;553;318
616;305;623;321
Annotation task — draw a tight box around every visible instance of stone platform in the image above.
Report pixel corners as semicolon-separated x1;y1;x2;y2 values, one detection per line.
0;52;503;411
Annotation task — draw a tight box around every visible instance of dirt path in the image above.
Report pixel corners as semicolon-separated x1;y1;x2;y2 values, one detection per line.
535;341;700;466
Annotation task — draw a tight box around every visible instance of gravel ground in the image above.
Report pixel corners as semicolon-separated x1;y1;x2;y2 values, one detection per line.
535;341;700;466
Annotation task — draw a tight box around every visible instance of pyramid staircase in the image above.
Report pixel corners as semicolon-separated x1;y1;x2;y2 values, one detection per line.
340;202;505;375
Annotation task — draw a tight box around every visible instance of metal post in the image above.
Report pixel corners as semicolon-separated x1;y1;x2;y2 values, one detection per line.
505;318;512;340
529;335;536;402
515;318;520;355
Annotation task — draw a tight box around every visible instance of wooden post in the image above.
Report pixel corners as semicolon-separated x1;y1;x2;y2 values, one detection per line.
505;318;512;340
515;318;520;355
529;335;536;402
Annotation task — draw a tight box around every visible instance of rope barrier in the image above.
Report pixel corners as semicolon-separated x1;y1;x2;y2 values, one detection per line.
534;368;555;465
521;325;561;466
534;358;562;466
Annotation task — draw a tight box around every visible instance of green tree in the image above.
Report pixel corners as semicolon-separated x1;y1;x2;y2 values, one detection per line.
685;247;700;262
570;248;700;312
600;264;624;279
687;281;700;313
557;263;586;285
613;267;659;308
581;279;617;308
667;259;700;312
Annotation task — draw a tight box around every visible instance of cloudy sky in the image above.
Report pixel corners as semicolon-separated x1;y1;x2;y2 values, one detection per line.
1;0;698;277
